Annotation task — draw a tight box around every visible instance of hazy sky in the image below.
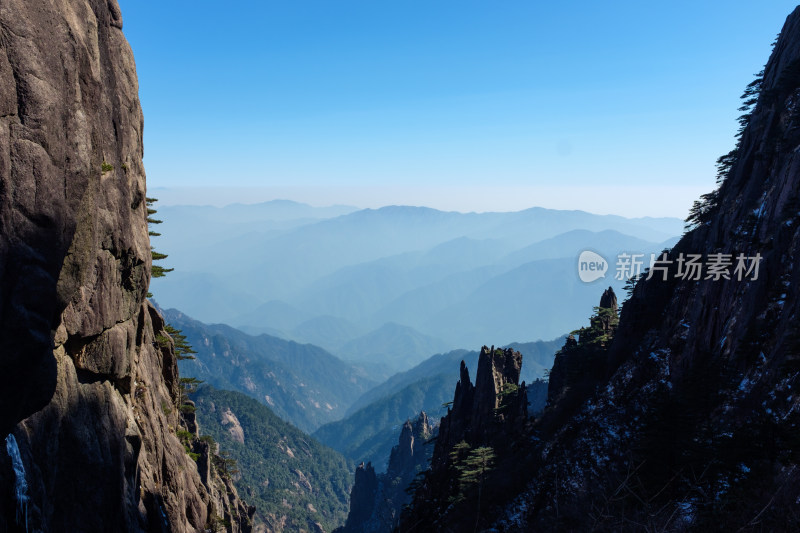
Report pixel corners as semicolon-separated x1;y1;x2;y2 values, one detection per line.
119;1;799;217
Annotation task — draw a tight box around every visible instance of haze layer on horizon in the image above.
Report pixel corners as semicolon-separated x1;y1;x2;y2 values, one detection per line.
150;185;703;218
121;1;800;220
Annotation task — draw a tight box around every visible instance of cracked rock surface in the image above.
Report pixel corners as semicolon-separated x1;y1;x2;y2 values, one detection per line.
0;1;251;530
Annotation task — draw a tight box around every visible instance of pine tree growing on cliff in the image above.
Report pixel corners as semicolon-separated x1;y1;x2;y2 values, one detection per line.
570;304;618;348
447;441;497;525
164;324;196;360
178;377;204;407
686;69;764;230
145;199;196;363
147;197;174;282
457;446;496;530
447;441;473;505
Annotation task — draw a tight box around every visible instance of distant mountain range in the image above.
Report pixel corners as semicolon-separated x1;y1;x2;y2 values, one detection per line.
231;313;453;381
337;322;453;377
151;201;682;371
163;308;377;433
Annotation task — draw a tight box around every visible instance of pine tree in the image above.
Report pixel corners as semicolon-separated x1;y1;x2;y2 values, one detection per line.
214;450;240;478
447;441;497;528
494;382;520;418
165;325;196;360
146;197;173;284
449;440;471;466
178;376;204;407
456;446;496;531
457;446;495;487
145;199;198;369
685;70;763;230
179;376;204;395
569;304;618;348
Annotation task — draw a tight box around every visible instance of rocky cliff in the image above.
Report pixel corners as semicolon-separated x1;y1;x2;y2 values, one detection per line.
401;7;800;531
399;347;528;530
0;1;251;531
546;286;618;410
338;413;433;533
433;346;528;469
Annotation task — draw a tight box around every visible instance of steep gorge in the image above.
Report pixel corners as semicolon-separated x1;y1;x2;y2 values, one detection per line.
0;1;251;530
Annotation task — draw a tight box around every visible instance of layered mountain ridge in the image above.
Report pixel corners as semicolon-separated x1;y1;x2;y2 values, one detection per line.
152;202;681;349
164;308;376;433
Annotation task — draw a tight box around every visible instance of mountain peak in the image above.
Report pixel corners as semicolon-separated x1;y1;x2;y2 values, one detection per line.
433;346;528;470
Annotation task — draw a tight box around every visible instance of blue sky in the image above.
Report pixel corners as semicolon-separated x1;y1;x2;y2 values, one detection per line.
119;1;799;216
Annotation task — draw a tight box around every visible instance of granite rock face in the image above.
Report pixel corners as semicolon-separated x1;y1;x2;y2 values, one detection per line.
338;413;433;533
342;462;379;532
0;0;148;437
599;285;617;310
397;347;528;531
386;413;432;482
0;1;251;531
433;346;527;468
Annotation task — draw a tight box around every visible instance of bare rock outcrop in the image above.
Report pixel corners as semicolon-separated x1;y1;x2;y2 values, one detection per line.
341;462;379;532
434;346;527;468
338;413;433;533
386;413;432;482
0;1;252;531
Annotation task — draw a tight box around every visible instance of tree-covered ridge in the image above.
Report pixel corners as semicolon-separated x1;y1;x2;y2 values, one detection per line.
166;308;376;433
191;386;354;532
686;69;764;229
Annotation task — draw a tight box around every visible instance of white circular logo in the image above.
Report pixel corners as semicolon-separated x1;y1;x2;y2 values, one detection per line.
578;250;608;283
